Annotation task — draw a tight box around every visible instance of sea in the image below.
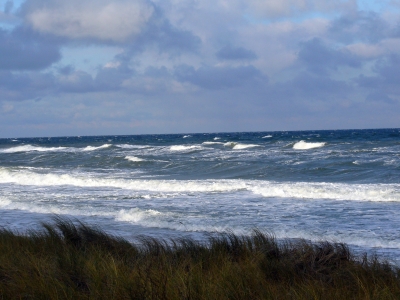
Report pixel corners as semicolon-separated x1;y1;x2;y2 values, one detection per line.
0;129;399;263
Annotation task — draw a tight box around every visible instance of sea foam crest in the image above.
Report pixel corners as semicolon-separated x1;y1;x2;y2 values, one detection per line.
82;144;112;151
170;145;202;151
224;142;259;150
0;145;68;153
116;144;149;149
125;156;145;162
1;168;399;202
202;141;223;145
293;140;325;150
116;208;162;223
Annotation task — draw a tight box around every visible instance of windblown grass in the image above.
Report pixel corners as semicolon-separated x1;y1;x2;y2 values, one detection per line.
0;218;399;299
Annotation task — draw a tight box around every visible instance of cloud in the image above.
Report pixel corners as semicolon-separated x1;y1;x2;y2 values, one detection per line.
21;0;154;42
328;11;390;43
128;15;202;55
174;64;266;89
216;45;257;60
4;1;13;14
246;0;357;18
297;38;362;74
0;27;61;70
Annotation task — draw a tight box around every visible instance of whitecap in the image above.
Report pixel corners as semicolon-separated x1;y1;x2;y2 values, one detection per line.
0;145;68;153
82;144;112;151
116;208;162;223
223;142;259;150
183;135;191;138
116;144;149;149
262;135;272;138
214;137;221;140
293;140;325;150
233;144;259;150
170;145;202;151
125;156;145;162
202;141;224;145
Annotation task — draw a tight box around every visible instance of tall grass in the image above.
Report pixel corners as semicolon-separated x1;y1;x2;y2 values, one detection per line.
0;218;399;299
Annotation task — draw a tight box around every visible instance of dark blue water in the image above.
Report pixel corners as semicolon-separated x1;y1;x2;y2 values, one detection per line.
0;129;399;262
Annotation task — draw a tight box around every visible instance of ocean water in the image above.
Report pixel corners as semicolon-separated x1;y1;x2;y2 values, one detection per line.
0;129;399;262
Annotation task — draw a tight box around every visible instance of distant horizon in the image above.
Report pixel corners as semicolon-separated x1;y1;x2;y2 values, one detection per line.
2;127;399;140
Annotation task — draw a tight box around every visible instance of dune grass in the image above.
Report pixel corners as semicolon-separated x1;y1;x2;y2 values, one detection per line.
0;218;399;299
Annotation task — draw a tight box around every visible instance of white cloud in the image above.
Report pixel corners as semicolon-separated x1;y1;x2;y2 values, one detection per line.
246;0;357;18
346;38;400;58
26;0;154;42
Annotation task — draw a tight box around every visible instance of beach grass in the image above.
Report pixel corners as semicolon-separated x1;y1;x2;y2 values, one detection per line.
0;218;399;299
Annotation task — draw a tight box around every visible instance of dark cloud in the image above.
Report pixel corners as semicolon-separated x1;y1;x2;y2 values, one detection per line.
356;54;400;102
124;10;202;56
0;70;55;101
298;38;362;74
0;27;61;70
216;45;257;60
57;70;95;93
4;1;13;14
94;62;134;90
328;11;389;43
272;72;352;103
365;91;396;104
174;64;266;89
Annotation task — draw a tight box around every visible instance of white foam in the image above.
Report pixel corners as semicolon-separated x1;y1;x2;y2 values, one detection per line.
116;144;149;149
116;208;162;223
250;182;400;202
202;141;223;145
183;135;191;138
214;137;221;140
262;135;272;138
170;145;202;151
82;144;112;151
223;142;258;150
125;156;145;162
293;140;325;150
233;144;259;150
1;168;398;202
0;145;68;153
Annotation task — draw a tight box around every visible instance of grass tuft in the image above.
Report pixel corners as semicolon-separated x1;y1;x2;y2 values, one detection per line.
0;218;399;299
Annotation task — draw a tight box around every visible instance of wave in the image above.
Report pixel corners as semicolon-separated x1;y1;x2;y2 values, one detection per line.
170;145;202;151
293;140;325;150
214;137;221;140
1;168;399;202
224;142;259;150
0;144;113;154
202;141;224;145
125;156;145;162
183;135;191;138
262;135;272;138
116;144;150;149
0;145;68;153
82;144;112;151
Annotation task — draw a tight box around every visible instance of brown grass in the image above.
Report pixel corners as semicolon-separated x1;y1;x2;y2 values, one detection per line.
0;217;399;299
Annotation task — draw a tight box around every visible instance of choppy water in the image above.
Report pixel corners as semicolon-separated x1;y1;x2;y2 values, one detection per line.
0;129;399;262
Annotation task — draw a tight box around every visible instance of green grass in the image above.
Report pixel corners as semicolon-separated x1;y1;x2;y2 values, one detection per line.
0;218;399;299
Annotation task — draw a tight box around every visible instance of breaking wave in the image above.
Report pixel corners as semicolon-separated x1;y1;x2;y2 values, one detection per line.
0;168;398;202
293;140;325;150
0;145;68;153
125;156;145;162
224;142;259;150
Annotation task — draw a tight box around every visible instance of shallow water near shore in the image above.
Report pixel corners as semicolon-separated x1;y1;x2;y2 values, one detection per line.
0;129;399;263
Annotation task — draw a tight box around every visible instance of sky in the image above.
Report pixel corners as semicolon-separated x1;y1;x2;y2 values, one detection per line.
0;0;400;137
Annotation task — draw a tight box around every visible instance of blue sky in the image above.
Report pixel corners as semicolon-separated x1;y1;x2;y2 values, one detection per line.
0;0;399;137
